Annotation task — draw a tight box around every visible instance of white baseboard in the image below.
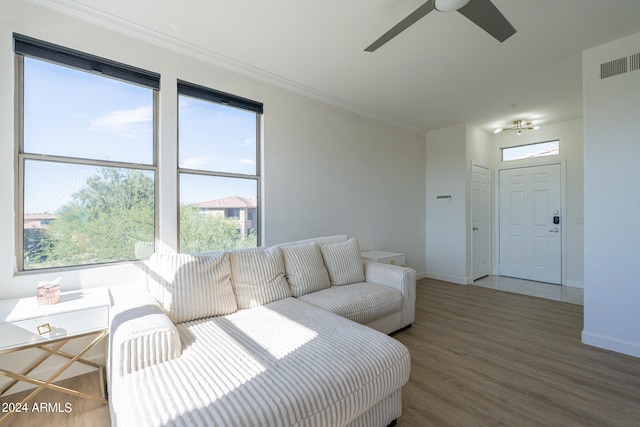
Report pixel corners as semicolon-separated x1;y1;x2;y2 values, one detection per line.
421;271;469;285
582;330;640;358
565;279;584;289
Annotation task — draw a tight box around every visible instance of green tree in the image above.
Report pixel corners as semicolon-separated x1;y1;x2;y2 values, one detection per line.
25;167;258;269
179;205;257;253
29;168;155;269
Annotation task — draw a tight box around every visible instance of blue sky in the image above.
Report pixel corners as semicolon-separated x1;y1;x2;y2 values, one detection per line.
23;57;258;214
178;94;258;206
24;57;153;164
179;95;256;175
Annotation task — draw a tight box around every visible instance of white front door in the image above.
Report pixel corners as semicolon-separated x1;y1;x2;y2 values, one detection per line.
499;164;562;284
472;164;491;280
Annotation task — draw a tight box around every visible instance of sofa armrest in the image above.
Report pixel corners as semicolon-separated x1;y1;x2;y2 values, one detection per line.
363;260;416;328
109;285;182;377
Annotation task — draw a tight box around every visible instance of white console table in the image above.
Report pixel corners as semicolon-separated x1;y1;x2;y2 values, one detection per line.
0;288;109;424
361;250;405;266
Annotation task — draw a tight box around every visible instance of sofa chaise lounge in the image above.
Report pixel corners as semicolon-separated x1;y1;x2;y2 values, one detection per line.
108;235;415;426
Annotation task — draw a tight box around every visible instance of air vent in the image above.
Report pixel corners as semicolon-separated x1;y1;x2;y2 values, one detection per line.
630;52;640;72
600;57;627;79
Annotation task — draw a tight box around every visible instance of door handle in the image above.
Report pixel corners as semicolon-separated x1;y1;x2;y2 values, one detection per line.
473;227;479;231
549;228;559;233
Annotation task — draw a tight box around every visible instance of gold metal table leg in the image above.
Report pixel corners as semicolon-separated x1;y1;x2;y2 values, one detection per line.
0;340;68;396
0;330;108;425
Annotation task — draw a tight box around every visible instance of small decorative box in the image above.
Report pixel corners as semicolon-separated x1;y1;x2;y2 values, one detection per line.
37;279;61;305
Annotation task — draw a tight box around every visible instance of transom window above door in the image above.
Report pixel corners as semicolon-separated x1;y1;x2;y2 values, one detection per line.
502;140;559;162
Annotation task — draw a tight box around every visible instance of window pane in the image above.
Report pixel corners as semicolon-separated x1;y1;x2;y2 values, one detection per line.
23;160;155;270
179;95;257;175
179;174;258;253
502;140;559;161
23;57;154;164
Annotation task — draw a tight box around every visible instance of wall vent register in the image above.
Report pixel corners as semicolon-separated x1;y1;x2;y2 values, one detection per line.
600;51;640;79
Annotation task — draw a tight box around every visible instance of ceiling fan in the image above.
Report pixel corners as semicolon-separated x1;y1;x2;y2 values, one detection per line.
365;0;516;52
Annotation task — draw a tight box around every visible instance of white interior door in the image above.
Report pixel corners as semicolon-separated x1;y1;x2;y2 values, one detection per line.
499;164;562;284
472;164;491;280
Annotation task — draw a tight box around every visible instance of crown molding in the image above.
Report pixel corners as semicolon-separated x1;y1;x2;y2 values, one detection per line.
24;0;425;135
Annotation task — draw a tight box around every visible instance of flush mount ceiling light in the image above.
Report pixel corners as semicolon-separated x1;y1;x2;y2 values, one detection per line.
434;0;471;12
494;119;540;135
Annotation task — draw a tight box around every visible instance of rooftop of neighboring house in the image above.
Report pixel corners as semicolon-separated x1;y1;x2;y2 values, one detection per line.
195;196;257;210
24;213;58;229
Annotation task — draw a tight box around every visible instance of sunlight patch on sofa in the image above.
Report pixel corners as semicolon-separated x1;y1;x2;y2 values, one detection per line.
240;306;318;359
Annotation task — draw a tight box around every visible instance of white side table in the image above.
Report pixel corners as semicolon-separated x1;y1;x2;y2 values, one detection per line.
0;288;109;424
361;250;405;266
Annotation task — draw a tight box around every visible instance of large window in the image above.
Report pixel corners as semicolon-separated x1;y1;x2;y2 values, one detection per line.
15;34;159;270
178;80;262;253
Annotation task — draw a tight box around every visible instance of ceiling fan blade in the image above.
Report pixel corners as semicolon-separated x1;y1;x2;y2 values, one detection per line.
365;1;435;52
457;0;516;42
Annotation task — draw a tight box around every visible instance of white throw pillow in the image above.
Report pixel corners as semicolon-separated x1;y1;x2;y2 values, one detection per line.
320;238;366;286
281;241;331;297
146;252;237;324
314;235;349;246
274;234;349;248
229;247;292;309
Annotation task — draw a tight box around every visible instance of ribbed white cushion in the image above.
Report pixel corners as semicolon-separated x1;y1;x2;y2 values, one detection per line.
320;238;366;286
229;247;292;309
347;389;402;427
109;285;183;376
146;252;236;324
281;241;331;297
315;234;349;246
109;298;411;427
274;234;349;248
299;282;403;324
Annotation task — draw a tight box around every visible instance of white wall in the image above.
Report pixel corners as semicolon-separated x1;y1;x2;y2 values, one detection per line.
491;120;584;287
0;0;426;302
425;125;467;283
582;32;640;357
467;125;492;168
425;124;491;284
264;93;427;269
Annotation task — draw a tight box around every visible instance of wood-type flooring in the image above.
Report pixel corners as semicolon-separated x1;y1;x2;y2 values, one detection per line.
395;279;640;426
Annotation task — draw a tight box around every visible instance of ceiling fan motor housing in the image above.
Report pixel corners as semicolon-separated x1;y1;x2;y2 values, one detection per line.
434;0;472;12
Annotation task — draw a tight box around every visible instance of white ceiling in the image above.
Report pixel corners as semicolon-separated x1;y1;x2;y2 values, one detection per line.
34;0;640;134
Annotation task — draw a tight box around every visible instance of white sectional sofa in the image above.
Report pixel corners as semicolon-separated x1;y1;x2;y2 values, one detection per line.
108;235;415;427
